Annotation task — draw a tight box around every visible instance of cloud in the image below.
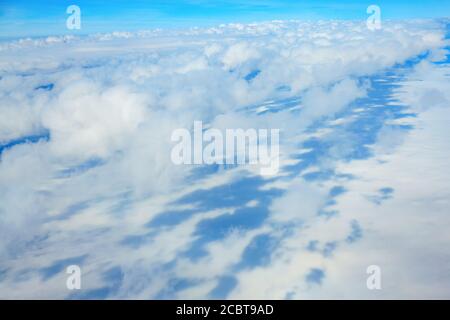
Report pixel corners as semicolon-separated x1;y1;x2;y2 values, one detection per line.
0;19;449;299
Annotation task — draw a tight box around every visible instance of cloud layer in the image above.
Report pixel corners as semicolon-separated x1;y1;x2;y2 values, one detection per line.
0;19;449;299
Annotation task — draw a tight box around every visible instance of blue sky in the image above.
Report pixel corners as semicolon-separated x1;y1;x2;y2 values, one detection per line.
1;0;449;38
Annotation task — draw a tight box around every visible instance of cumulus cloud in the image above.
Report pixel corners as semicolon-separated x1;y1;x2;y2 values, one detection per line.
0;19;449;299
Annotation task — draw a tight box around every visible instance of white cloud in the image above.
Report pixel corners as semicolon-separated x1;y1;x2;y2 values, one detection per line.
0;19;448;299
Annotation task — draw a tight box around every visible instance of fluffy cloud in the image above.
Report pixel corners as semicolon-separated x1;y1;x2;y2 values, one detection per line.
0;19;449;299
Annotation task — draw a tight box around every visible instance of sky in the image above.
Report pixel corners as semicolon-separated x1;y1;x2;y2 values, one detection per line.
1;0;450;38
0;1;450;300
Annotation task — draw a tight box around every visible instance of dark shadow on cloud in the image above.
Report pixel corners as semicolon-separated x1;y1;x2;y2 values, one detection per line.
367;187;394;205
244;69;261;82
57;157;106;178
120;232;155;249
0;131;50;156
209;275;238;299
234;233;278;270
306;240;338;257
346;219;363;243
184;205;271;260
283;55;424;182
318;185;347;218
34;83;54;91
155;277;201;299
40;254;88;281
305;268;325;285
